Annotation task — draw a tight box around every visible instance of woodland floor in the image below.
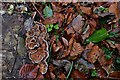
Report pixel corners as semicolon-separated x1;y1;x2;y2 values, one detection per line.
1;2;120;80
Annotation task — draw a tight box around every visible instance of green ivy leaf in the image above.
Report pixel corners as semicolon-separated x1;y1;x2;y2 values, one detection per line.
54;24;59;29
43;6;53;18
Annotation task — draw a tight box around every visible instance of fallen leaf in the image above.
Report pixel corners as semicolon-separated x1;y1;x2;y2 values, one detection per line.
27;65;39;78
109;71;120;78
80;6;92;15
43;12;64;25
71;70;87;79
52;40;63;53
98;52;113;66
88;18;97;35
70;40;84;57
115;44;120;55
72;15;84;34
51;3;62;12
76;58;95;69
57;73;66;79
50;72;56;79
109;2;119;20
97;69;107;78
87;45;101;63
62;37;69;47
19;64;36;78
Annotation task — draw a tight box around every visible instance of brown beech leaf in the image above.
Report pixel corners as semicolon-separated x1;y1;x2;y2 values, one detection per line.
19;64;36;78
71;70;87;79
70;40;84;57
77;58;95;69
109;71;120;78
98;51;112;66
87;45;101;63
109;2;119;20
43;12;64;25
52;40;63;53
115;44;120;55
85;42;94;50
97;69;107;78
51;3;62;12
49;64;55;72
72;15;84;34
80;6;92;15
62;37;69;47
68;34;75;51
27;65;39;79
66;25;75;35
88;18;97;35
50;72;56;79
57;73;66;79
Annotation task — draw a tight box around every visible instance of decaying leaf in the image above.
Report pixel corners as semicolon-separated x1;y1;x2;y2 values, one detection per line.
87;45;101;63
80;6;92;15
109;2;119;20
70;40;84;57
57;73;66;79
43;12;64;26
109;71;120;78
115;44;120;55
76;58;95;69
72;15;84;34
62;37;69;47
19;64;36;78
71;70;87;79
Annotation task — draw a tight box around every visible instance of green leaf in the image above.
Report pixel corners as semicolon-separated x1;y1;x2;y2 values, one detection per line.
91;69;97;77
43;5;53;18
54;24;59;29
47;27;52;32
102;47;113;60
116;57;120;63
85;28;109;44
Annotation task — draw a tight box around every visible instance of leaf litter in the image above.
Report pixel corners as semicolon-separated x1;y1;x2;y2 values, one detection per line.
2;2;120;80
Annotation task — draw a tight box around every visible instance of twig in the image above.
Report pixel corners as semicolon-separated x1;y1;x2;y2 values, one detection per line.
66;61;74;80
32;3;45;21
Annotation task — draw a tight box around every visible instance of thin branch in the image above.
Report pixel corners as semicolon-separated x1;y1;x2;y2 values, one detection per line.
32;3;45;21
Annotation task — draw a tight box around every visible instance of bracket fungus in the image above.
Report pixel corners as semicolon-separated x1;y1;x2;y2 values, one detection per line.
19;22;49;78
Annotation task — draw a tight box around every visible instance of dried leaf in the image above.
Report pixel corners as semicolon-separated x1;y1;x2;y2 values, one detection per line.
62;37;69;47
57;73;66;79
72;15;84;34
50;72;56;79
115;44;120;55
87;45;101;63
71;70;87;79
76;58;95;69
109;2;119;20
43;12;64;25
98;54;113;66
109;71;120;78
27;65;39;78
80;6;92;15
51;3;62;12
70;41;84;57
19;64;36;78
